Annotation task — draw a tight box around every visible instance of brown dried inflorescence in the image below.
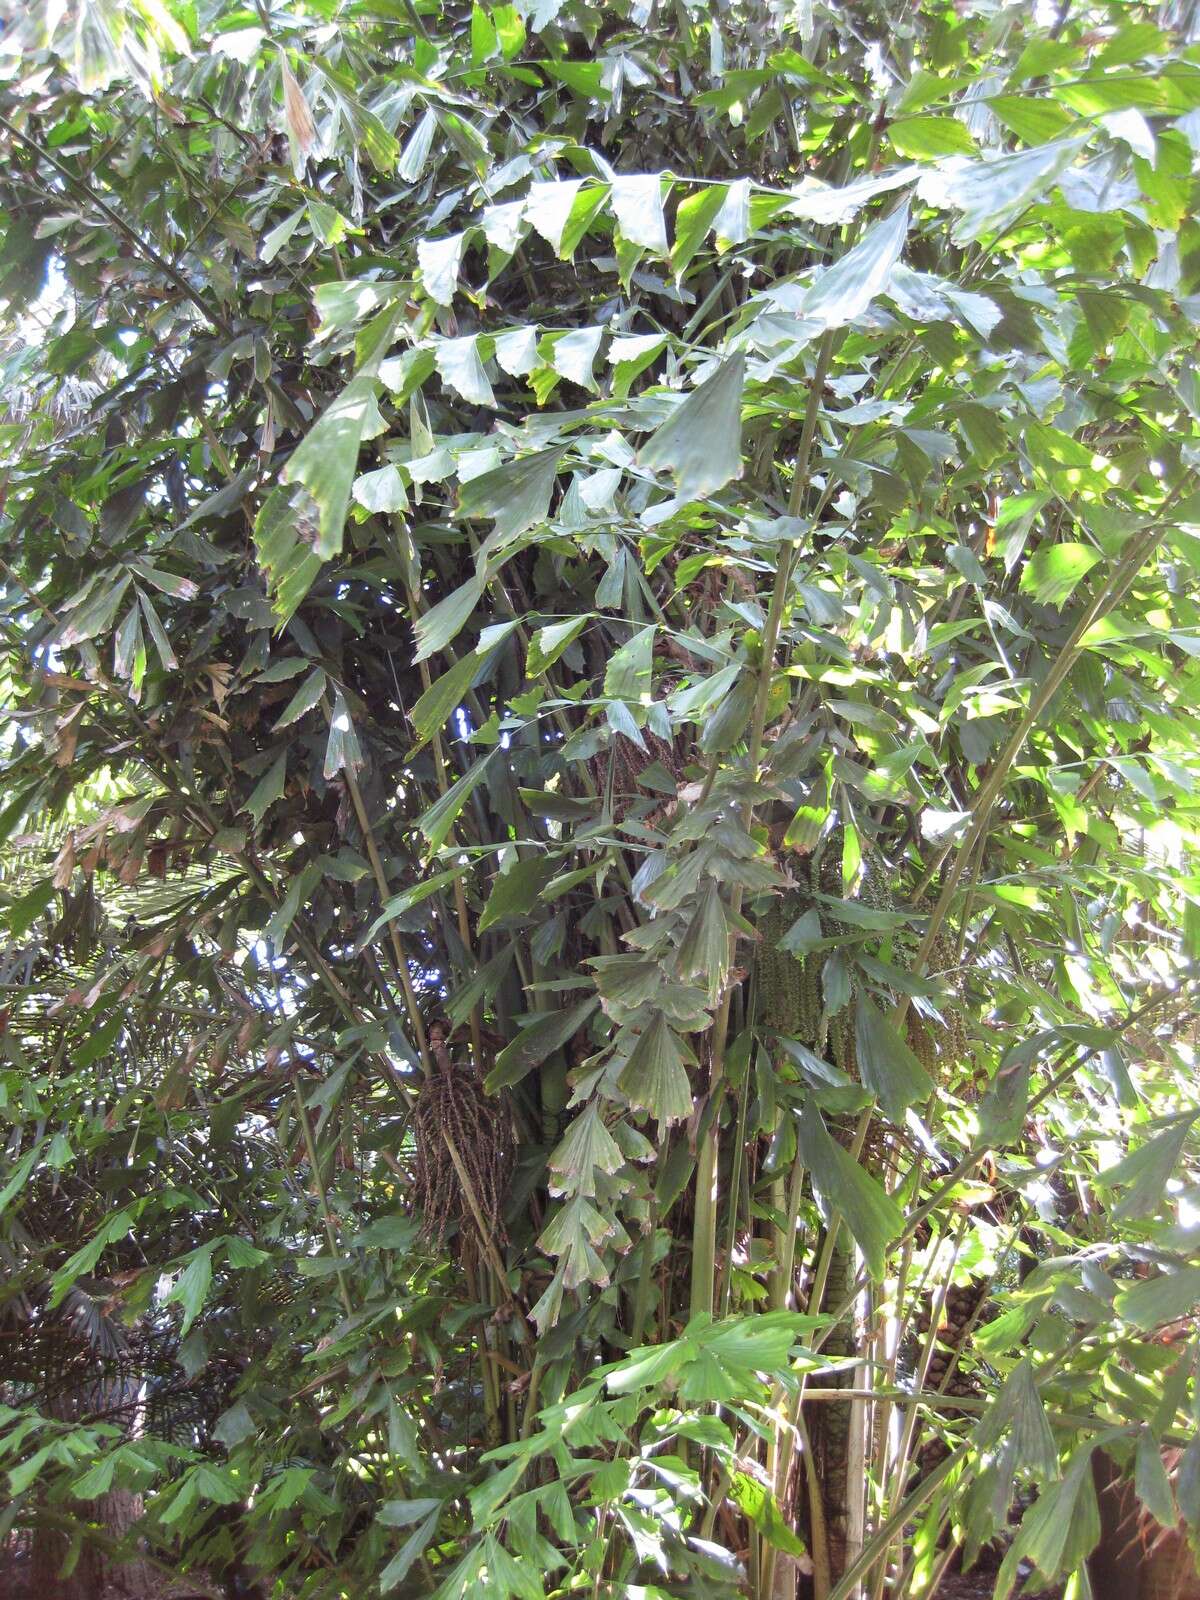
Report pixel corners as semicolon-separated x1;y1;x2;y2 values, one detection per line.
412;1021;513;1259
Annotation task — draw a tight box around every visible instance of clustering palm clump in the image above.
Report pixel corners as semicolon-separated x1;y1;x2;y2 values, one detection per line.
2;1;1200;1598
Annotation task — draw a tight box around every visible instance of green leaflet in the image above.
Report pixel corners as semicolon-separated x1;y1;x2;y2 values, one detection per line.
409;651;479;747
434;334;496;407
996;1445;1101;1599
458;449;562;546
413;577;482;664
548;1101;625;1198
638;354;746;502
379;1507;441;1592
165;1244;217;1337
672;183;728;277
604;625;655;700
310;280;405;336
888;115;977;160
974;1357;1059;1486
242;751;287;825
272;666;326;729
323;691;364;779
478;853;560;932
610;173;669;254
617;1012;696;1126
1097;1112;1198;1218
364;867;464;941
280;374;387;559
527;615;589;675
352;463;409;512
853;994;932;1121
675;879;732;1002
802;200;911;330
796;1103;902;1279
1019;541;1102;607
924;138;1085;243
416;757;494;851
254;483;325;626
1115;1266;1200;1330
417;231;466;305
487;996;599;1093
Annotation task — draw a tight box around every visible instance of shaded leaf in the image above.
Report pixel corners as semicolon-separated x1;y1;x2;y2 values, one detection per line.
639;355;746;502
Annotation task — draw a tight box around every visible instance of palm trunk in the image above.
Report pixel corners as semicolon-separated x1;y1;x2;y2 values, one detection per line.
808;1233;858;1583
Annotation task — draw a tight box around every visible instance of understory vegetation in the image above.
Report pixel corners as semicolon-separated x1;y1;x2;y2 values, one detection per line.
2;0;1200;1597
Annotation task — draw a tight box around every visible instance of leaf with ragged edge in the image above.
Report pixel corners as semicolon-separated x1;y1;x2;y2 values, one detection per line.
413;577;481;664
617;1013;695;1126
548;1102;625;1197
363;867;464;942
699;672;755;754
379;1506;441;1593
675;880;732;1002
1097;1113;1198;1218
415;757;494;852
530;180;609;259
802;201;910;330
265;860;322;949
638;354;746;502
997;1445;1100;1600
787;167;917;226
538;1195;622;1290
417;232;466;305
697;1310;824;1371
280;374;386;559
854;994;932;1121
434;334;496;407
212;1401;255;1448
242;751;287;825
524;179;586;252
604;625;655;700
165;1244;216;1337
458;449;562;545
272;666;326;730
975;1357;1059;1487
796;1103;902;1279
352;464;408;513
410;652;479;748
478;854;560;932
672;184;727;277
397;107;437;182
889;115;978;160
1136;1428;1177;1529
546;326;604;392
323;691;363;780
1115;1266;1200;1330
714;178;751;245
731;1473;808;1557
493;324;539;375
486;996;598;1092
49;1209;136;1307
610;174;669;253
378;1496;444;1528
254;483;324;626
922;138;1084;244
1019;541;1102;607
59;575;132;646
312;279;404;337
528;615;589;674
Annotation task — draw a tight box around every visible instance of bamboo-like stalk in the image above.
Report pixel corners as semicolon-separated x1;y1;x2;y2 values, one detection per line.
293;1080;353;1318
689;328;836;1324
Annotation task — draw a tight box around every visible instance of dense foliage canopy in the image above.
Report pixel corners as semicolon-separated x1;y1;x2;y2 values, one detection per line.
3;0;1200;1597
